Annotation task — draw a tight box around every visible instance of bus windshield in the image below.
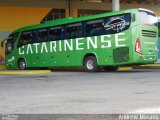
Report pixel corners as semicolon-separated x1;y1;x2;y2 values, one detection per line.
6;33;19;55
6;36;15;55
139;10;157;26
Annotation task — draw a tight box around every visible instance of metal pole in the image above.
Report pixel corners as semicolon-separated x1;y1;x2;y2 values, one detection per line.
112;0;120;11
68;0;71;17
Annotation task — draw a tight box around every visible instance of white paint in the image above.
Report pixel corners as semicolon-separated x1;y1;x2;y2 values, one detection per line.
101;35;111;48
18;33;126;55
59;41;62;51
87;36;97;49
26;44;33;54
19;46;25;55
33;43;40;53
50;41;56;52
76;38;84;50
64;39;73;51
41;42;48;53
115;33;126;47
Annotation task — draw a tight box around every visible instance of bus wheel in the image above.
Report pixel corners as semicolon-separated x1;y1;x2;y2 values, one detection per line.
84;56;99;72
18;59;26;70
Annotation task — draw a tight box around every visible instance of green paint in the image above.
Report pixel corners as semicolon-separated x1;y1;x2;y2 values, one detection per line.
5;8;158;69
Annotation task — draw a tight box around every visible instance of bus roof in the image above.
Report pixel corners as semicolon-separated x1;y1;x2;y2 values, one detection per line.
10;8;149;35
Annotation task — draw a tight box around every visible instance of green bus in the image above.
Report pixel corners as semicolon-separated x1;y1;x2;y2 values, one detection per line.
5;8;158;72
157;17;160;63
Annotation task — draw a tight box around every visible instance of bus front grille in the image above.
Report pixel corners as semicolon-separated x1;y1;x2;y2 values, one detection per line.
142;30;157;37
113;47;129;63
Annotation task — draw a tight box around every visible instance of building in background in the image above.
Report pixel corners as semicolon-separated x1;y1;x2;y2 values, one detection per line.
0;0;160;38
0;37;5;65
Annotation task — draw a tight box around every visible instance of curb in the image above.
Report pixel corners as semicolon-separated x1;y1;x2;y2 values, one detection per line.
0;70;51;75
52;67;133;71
117;67;133;71
133;64;160;69
0;65;6;70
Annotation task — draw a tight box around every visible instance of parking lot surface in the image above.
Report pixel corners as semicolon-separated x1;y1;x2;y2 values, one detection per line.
0;69;160;114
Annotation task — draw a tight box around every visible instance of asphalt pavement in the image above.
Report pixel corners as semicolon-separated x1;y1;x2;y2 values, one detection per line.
0;69;160;114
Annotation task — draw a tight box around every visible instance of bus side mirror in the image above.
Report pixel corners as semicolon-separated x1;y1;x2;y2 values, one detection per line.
1;42;3;47
1;39;6;48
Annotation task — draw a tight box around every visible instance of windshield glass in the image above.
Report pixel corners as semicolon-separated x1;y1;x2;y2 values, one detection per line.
6;33;19;55
139;10;157;26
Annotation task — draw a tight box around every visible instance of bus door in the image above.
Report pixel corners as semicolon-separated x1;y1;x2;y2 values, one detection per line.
5;34;18;68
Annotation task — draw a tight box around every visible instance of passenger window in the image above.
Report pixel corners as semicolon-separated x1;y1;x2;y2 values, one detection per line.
38;29;48;42
85;19;104;37
33;30;38;43
65;23;82;39
19;31;32;47
49;26;64;41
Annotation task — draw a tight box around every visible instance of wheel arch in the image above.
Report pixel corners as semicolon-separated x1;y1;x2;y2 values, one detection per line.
83;53;99;65
17;57;27;68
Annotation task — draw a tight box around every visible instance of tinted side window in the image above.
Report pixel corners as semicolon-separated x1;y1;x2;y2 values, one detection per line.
85;19;104;37
32;30;38;43
65;23;83;39
104;13;131;34
49;26;64;41
38;29;48;42
18;31;32;47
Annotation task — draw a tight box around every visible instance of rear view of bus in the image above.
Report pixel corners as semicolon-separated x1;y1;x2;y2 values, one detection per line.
132;9;158;64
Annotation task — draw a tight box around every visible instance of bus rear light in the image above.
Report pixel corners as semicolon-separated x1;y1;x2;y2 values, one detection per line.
135;38;143;54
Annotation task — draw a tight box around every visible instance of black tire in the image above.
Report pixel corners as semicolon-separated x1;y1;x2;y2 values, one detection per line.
104;66;118;72
18;59;27;70
84;56;99;72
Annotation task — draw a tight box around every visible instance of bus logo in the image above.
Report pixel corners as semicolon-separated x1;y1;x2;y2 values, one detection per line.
104;16;130;32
